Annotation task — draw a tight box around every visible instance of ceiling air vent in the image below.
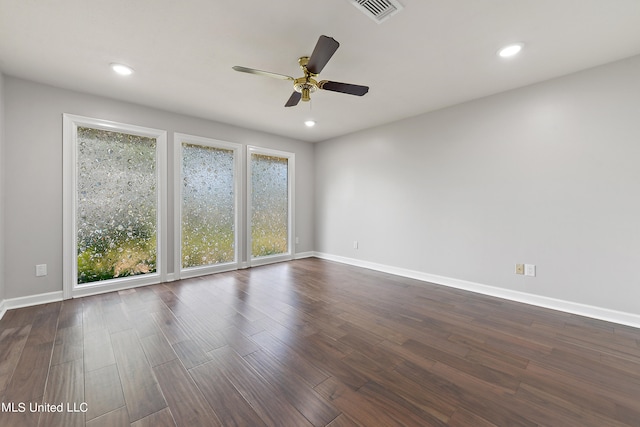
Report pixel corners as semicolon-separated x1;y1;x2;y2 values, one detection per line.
348;0;404;23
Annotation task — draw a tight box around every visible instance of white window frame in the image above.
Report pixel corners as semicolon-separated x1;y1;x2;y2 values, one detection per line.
62;114;167;299
174;133;242;280
247;146;295;267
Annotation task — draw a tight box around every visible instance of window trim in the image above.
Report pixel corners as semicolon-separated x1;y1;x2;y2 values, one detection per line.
62;114;167;299
246;145;295;267
173;133;243;280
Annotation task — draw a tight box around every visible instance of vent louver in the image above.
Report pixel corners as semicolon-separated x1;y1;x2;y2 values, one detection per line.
348;0;403;23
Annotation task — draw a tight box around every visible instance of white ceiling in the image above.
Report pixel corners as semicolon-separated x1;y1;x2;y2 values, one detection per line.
1;0;640;142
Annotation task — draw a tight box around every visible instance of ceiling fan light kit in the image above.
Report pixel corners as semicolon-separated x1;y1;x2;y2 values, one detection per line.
233;35;369;107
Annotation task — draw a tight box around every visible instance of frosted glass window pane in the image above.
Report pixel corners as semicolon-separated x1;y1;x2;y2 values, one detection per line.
182;143;235;268
76;127;157;284
251;153;288;257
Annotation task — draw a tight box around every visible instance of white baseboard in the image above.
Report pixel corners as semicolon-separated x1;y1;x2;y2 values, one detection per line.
0;291;64;320
294;251;315;260
4;255;638;330
313;252;640;329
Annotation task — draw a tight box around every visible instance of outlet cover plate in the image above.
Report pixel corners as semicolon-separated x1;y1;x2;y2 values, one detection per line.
515;264;524;275
525;264;536;277
36;264;47;277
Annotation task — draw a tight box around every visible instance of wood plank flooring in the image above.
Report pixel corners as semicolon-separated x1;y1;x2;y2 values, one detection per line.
1;258;639;426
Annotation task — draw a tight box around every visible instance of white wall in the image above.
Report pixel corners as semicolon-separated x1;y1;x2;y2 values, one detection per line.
315;55;640;318
3;77;315;300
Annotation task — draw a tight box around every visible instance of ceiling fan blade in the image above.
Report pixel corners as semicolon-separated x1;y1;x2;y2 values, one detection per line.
285;91;302;107
232;65;294;80
318;80;369;96
306;36;340;75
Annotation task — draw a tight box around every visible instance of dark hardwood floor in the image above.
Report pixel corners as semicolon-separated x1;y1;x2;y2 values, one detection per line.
1;257;639;426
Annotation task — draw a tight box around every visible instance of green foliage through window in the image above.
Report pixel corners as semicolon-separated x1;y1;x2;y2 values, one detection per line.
251;153;288;257
76;127;157;284
181;143;235;268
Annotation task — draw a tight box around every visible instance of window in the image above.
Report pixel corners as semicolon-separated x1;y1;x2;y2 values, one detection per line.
63;115;167;298
63;115;294;297
247;146;295;266
174;134;241;279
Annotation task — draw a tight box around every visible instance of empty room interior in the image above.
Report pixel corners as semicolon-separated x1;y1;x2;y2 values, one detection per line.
1;1;640;426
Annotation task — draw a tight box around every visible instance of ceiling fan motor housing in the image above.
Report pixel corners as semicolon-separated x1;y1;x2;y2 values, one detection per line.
294;56;318;102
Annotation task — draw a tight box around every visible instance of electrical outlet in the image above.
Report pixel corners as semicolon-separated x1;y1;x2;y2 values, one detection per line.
36;264;47;277
353;241;359;249
515;264;524;275
295;236;299;245
525;264;536;277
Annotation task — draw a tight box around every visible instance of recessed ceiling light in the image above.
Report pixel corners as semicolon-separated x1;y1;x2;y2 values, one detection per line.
498;43;523;58
304;120;316;127
110;63;134;76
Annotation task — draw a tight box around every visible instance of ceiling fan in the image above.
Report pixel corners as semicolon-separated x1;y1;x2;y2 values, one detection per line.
233;35;369;107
